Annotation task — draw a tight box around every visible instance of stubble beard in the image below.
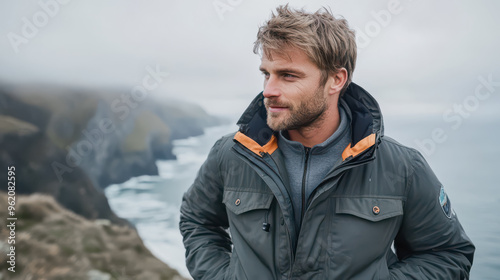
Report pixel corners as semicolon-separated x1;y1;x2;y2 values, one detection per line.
265;85;328;131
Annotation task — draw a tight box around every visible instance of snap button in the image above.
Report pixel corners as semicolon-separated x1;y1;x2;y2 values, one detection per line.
235;199;241;206
373;206;380;215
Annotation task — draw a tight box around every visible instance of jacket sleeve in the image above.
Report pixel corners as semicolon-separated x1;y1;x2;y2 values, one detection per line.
389;150;475;279
179;138;232;280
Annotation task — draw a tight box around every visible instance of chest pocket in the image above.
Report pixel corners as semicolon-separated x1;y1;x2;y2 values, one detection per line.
336;196;403;222
328;196;404;275
223;190;274;215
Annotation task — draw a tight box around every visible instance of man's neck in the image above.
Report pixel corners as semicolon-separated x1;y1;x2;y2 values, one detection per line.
287;106;341;148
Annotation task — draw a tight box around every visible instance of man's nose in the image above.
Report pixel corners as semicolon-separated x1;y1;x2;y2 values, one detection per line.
263;76;281;98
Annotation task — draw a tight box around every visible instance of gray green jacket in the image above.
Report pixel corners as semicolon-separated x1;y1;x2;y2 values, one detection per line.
180;83;475;279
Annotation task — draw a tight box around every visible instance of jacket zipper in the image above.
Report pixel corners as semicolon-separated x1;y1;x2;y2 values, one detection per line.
262;199;273;232
300;147;311;222
262;151;296;276
266;152;296;278
233;144;297;273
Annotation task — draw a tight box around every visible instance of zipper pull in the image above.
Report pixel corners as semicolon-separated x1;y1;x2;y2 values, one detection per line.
262;200;274;232
262;222;270;232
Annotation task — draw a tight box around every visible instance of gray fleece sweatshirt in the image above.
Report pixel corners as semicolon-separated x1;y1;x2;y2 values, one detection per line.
278;102;352;231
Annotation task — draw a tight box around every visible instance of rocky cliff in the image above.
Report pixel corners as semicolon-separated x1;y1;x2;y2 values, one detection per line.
0;192;187;280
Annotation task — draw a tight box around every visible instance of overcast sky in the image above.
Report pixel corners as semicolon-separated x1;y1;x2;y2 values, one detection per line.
1;0;499;119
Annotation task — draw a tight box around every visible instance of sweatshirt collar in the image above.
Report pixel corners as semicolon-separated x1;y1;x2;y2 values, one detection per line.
278;102;351;155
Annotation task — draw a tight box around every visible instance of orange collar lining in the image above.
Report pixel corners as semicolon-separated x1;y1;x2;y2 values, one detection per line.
341;133;376;160
234;131;278;157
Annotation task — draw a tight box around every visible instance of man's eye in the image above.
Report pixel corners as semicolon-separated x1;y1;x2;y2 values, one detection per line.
284;74;296;78
262;72;270;79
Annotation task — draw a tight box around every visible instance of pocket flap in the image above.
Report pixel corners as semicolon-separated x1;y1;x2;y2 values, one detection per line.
223;190;274;215
336;197;403;222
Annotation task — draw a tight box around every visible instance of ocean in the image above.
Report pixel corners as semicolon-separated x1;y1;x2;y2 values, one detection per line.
105;115;499;279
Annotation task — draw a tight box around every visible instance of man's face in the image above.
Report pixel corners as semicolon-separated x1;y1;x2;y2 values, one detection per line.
259;47;328;131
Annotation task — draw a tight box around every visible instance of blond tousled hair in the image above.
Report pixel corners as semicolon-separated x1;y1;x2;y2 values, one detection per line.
254;5;357;93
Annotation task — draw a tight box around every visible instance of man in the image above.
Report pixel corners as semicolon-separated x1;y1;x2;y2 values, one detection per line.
180;5;474;279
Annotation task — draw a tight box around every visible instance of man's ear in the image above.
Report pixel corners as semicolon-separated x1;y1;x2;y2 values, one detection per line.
328;68;348;96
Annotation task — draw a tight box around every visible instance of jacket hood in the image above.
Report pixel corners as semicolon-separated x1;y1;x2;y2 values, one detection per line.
234;82;384;161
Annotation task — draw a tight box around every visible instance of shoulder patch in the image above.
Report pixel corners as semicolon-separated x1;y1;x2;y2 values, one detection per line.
439;186;453;218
